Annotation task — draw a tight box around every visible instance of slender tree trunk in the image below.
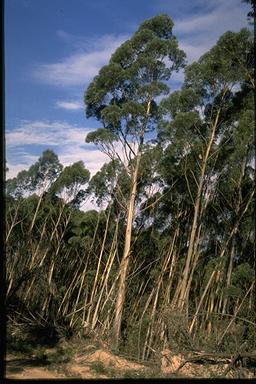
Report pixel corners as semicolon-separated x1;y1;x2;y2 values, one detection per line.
221;237;236;314
86;205;112;325
189;188;254;333
91;215;119;330
217;281;255;346
6;201;24;243
189;270;216;333
112;98;151;349
160;224;180;307
142;283;160;360
112;151;141;348
57;249;81;316
221;155;247;314
175;90;228;311
29;193;44;233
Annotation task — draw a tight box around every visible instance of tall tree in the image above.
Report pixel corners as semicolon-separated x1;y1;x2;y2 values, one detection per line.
84;14;185;347
159;28;254;312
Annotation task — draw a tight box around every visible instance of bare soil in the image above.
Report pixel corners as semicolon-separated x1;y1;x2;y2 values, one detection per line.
5;354;66;379
5;346;256;379
5;348;146;380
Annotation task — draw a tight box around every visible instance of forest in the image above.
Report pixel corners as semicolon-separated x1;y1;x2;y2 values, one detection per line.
5;11;255;372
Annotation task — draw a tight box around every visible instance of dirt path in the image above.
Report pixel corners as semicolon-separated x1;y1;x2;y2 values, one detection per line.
5;354;66;379
5;349;145;380
5;348;255;379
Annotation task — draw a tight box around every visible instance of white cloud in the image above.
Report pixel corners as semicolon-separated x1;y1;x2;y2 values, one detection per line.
169;69;185;90
32;1;249;89
56;29;71;40
6;118;144;183
175;3;244;35
6;162;35;179
80;198;101;212
174;0;250;62
179;41;210;64
6;119;110;179
33;34;127;86
55;100;83;110
59;148;109;176
6;120;86;147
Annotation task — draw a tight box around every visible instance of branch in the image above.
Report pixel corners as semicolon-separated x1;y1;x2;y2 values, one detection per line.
173;350;256;376
217;281;255;346
140;181;177;213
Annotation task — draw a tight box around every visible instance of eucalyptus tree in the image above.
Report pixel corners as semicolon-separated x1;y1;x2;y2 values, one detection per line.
87;159;129;214
10;150;63;252
188;76;255;337
5;151;63;301
159;28;254;313
50;160;90;207
18;150;63;233
37;161;90;301
5;153;92;329
84;14;186;347
5;150;62;243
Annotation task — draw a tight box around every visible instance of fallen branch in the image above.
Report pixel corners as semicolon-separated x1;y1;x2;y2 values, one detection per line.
174;354;230;373
173;351;256;374
220;353;242;377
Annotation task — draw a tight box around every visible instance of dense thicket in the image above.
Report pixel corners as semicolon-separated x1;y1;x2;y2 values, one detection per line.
5;15;255;360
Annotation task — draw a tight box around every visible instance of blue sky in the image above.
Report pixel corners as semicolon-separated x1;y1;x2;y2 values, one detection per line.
5;0;250;180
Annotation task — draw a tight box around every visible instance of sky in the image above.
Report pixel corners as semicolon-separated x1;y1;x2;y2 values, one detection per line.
5;0;251;182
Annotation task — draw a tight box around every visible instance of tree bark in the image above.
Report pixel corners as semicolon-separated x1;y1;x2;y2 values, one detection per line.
112;151;141;349
112;99;151;349
175;88;228;310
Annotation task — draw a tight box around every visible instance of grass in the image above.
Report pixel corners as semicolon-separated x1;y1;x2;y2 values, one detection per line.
7;338;35;357
90;360;107;375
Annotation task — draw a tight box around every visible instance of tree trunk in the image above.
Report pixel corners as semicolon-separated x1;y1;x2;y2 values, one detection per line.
29;192;44;233
112;98;151;349
86;205;112;326
221;155;247;314
112;151;141;348
175;94;227;311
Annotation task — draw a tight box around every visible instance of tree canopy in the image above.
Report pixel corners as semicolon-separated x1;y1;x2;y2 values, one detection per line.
5;14;255;374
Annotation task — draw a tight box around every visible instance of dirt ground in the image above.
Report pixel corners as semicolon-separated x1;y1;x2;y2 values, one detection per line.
5;348;146;379
5;354;66;379
5;347;256;380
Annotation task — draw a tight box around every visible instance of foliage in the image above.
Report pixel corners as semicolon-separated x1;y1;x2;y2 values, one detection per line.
5;15;255;366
